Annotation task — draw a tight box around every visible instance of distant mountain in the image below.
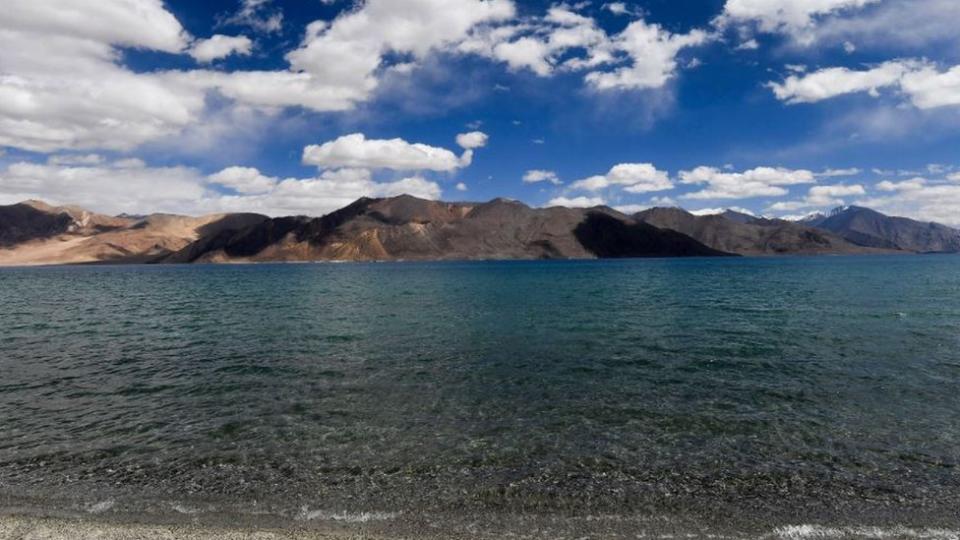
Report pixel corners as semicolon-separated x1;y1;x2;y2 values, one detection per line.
718;209;756;225
166;195;730;263
635;207;882;256
0;201;267;265
0;200;131;247
800;206;960;253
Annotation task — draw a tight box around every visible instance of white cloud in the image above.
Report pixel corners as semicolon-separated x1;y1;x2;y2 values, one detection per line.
0;0;207;152
462;5;708;91
717;0;880;43
809;0;960;52
47;154;105;166
603;3;642;17
455;182;468;192
876;177;928;192
735;39;760;51
220;0;284;34
456;131;489;149
205;168;442;217
855;177;960;226
767;183;866;211
769;61;916;104
681;166;816;200
817;167;861;177
546;196;606;208
189;35;253;63
523;170;562;185
571;163;673;193
583;21;708;91
769;60;960;110
4;0;189;53
613;204;651;214
208;166;278;194
302;133;475;172
0;157;446;218
0;159;207;215
900;65;960;109
0;0;521;153
285;0;515;108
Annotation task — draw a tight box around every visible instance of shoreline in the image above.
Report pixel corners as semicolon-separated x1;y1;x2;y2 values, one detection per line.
4;513;960;540
0;515;384;540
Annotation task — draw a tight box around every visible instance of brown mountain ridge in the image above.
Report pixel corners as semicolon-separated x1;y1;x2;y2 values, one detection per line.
2;195;957;266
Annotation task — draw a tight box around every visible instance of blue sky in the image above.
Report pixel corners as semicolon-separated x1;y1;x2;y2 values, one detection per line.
1;0;960;224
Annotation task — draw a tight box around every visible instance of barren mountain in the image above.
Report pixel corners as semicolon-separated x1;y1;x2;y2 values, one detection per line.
800;206;960;253
7;196;951;266
166;195;730;263
0;202;267;265
635;207;887;256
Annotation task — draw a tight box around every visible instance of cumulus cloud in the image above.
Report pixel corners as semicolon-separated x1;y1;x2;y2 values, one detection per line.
769;60;960;110
461;5;709;91
681;166;816;200
0;158;207;215
456;131;489;149
0;0;204;152
571;163;673;193
603;3;641;16
546;196;606;208
807;0;960;52
208;166;278;194
523;170;562;185
206;168;443;217
855;176;960;226
769;61;917;104
584;21;708;91
283;0;515;109
0;157;446;218
0;0;519;153
717;0;880;43
0;0;717;154
766;183;866;212
189;35;253;63
302;133;476;172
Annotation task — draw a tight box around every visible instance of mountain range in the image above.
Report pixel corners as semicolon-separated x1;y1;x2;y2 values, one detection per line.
1;197;958;266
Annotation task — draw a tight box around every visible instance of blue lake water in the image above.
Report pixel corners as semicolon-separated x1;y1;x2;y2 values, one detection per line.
1;256;959;538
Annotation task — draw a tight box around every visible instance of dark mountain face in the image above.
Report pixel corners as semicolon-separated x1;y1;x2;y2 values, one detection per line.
802;206;960;253
168;196;733;263
0;203;73;247
574;213;731;258
634;207;879;256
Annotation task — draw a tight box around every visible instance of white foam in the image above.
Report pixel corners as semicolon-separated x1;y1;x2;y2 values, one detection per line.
297;507;401;523
170;503;201;515
773;524;960;539
85;500;116;514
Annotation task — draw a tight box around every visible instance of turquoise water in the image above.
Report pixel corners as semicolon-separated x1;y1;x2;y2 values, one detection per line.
1;257;959;537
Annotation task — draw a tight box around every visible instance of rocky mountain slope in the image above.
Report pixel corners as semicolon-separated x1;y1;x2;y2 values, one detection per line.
800;206;960;253
634;207;885;256
166;196;730;263
5;197;957;266
0;201;267;265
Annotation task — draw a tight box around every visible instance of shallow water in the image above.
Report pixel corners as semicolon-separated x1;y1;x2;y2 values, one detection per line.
1;257;959;537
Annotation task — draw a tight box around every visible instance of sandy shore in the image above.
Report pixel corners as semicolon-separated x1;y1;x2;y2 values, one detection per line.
0;515;395;540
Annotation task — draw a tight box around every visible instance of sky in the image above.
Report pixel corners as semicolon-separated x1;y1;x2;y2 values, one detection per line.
1;0;960;224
